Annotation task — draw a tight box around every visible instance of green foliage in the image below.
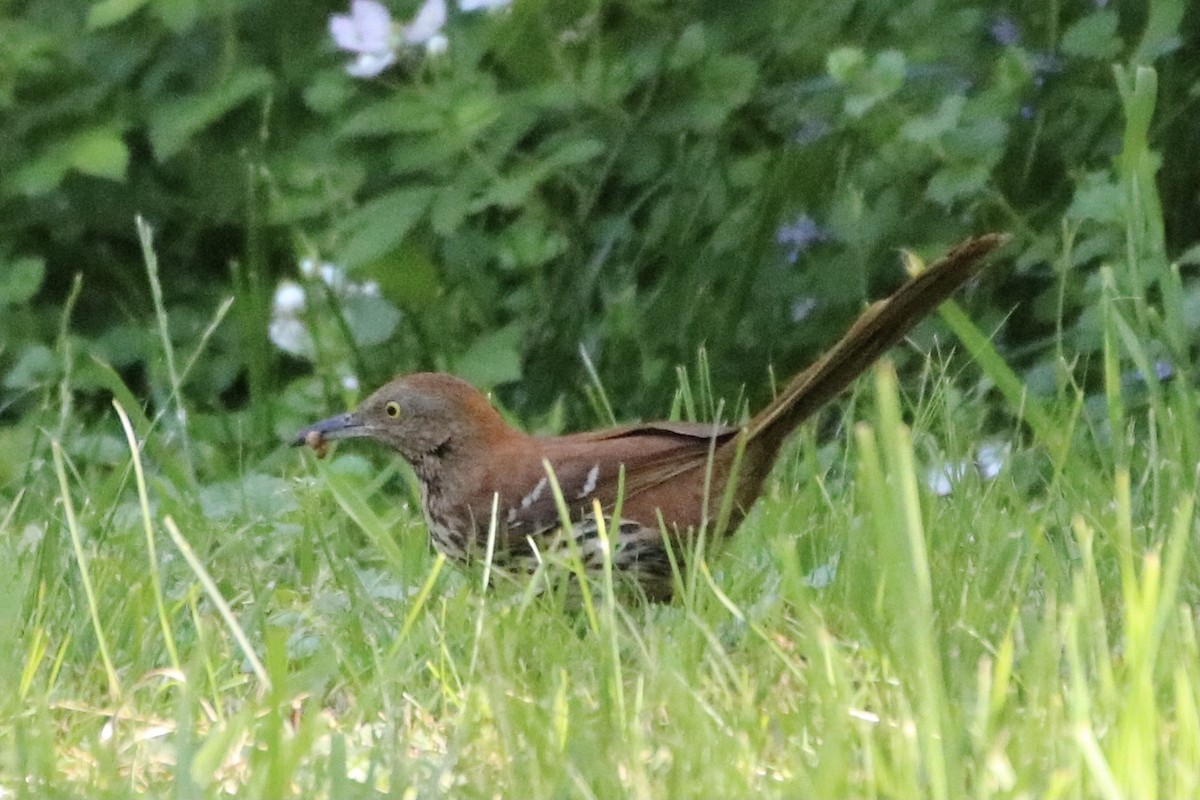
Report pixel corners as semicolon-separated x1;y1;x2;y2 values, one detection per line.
2;5;1200;792
1;0;1196;443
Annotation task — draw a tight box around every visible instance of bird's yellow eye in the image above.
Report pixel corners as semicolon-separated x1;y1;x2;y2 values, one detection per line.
385;401;401;419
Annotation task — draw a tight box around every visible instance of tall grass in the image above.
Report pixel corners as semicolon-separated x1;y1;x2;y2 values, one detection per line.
2;66;1199;798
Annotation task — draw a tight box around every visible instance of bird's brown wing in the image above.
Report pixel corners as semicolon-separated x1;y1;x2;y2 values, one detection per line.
480;422;740;545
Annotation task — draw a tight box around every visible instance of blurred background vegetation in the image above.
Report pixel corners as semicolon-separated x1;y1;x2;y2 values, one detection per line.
1;0;1197;468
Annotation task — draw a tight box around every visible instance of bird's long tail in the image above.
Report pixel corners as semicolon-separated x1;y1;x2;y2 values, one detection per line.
747;233;1009;450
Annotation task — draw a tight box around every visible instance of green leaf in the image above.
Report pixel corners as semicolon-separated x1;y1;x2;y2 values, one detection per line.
872;50;906;87
842;50;906;117
8;128;129;192
336;187;434;267
430;182;474;236
475;139;604;210
342;294;402;347
370;247;442;308
8;147;71;195
827;47;866;84
449;91;505;144
151;0;200;32
84;357;153;434
148;68;272;159
1061;10;1122;60
925;163;990;206
0;257;45;305
1067;172;1124;224
669;23;708;70
304;71;355;116
1134;0;1184;62
901;95;966;143
200;474;297;521
339;94;446;138
3;344;58;390
68;129;129;180
87;0;150;29
498;217;568;270
691;54;758;130
451;324;524;388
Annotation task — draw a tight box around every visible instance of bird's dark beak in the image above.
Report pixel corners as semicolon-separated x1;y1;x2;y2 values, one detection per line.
292;412;368;447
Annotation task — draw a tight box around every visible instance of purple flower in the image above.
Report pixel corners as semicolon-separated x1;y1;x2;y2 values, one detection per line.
1030;52;1064;87
792;118;831;146
989;15;1021;46
1123;359;1175;386
790;297;817;323
776;214;828;263
330;0;397;78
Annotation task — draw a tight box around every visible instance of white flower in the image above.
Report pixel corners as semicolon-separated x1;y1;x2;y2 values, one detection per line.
270;258;401;362
273;281;307;315
425;33;449;56
975;441;1009;479
318;263;346;291
330;0;398;78
459;0;510;10
926;442;1010;496
346;51;397;78
269;317;312;358
926;461;969;497
404;0;447;45
270;281;312;357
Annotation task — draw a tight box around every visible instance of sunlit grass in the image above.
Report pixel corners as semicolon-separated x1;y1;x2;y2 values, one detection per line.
4;319;1199;797
2;60;1197;800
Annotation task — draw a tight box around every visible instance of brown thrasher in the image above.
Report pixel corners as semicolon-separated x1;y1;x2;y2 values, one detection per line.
296;234;1006;598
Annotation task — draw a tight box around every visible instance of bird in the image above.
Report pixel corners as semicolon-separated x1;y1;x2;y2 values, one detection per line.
295;233;1007;599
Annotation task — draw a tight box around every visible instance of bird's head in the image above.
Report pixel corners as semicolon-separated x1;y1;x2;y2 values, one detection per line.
294;372;509;463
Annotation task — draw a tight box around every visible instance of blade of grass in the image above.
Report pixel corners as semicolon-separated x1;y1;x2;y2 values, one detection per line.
177;295;236;388
312;457;407;575
162;515;270;693
112;398;180;671
936;299;1064;461
55;274;82;439
468;496;501;677
543;459;600;634
51;439;121;702
136;216;195;486
857;361;954;800
1065;606;1123;800
398;553;446;642
591;502;626;729
579;344;617;426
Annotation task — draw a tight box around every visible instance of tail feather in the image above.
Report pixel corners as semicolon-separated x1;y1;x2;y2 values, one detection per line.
747;233;1009;448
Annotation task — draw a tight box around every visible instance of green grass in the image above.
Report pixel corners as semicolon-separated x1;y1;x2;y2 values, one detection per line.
4;331;1200;797
3;62;1197;800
